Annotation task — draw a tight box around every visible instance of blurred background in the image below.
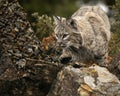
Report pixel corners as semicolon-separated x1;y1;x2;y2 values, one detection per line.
18;0;115;17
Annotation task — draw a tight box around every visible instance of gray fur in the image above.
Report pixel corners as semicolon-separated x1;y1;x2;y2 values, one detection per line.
53;5;111;66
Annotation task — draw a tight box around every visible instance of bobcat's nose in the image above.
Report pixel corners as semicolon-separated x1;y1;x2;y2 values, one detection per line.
56;41;65;47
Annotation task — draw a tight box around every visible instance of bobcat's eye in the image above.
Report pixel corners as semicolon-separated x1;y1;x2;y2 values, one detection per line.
63;34;69;40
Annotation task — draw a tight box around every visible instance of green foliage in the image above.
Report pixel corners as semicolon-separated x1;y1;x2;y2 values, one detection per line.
109;0;120;56
32;13;54;40
19;0;78;17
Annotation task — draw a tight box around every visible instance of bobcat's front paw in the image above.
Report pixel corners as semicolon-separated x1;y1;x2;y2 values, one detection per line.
59;54;72;64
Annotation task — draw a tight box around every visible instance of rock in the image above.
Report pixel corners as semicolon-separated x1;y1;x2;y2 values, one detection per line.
0;0;41;80
47;65;120;96
16;59;26;68
0;0;58;95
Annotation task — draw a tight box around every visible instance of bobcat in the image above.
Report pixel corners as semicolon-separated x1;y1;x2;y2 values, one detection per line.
53;4;111;66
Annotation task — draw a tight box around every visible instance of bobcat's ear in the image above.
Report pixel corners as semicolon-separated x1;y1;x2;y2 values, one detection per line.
67;18;77;30
53;16;61;25
53;16;66;25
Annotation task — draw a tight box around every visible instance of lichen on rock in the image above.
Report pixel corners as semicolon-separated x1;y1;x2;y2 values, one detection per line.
47;65;120;96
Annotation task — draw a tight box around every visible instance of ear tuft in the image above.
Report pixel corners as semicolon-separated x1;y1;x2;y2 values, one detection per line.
53;16;61;25
53;16;66;25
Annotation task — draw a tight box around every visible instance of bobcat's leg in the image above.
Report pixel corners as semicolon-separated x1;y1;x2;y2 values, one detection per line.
59;49;72;64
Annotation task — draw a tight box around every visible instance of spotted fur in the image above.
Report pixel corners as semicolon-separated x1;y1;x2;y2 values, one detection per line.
53;5;111;66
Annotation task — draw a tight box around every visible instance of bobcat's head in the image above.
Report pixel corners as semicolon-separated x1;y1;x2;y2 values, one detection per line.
53;16;83;50
53;16;84;64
